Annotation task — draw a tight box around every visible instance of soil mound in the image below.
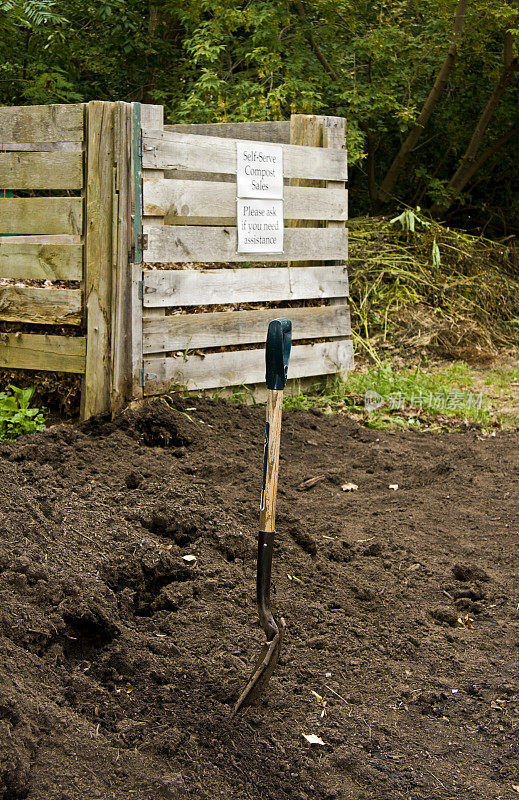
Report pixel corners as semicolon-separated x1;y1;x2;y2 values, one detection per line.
0;397;517;799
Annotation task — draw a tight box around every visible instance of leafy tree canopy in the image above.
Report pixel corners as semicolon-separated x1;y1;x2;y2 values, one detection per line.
0;0;517;232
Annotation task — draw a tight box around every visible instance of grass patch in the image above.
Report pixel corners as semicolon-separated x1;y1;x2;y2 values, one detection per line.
483;366;519;390
283;362;493;429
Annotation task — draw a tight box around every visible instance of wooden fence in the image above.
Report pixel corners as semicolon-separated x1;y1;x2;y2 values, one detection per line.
0;102;352;417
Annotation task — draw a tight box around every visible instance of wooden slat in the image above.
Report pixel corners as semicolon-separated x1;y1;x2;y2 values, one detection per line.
143;226;348;264
143;304;350;354
143;264;348;307
0;286;82;325
82;101;115;419
143;179;347;223
0;142;82;152
0;152;83;190
0;198;83;235
0;333;86;373
0;234;80;243
141;104;164;133
142;130;347;182
164;121;291;143
0;240;82;280
143;339;353;394
140;104;165;229
289;115;326;249
0;104;84;143
163;170;234;184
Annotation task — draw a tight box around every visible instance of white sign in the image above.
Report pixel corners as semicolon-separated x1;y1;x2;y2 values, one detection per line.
236;141;283;199
237;199;284;254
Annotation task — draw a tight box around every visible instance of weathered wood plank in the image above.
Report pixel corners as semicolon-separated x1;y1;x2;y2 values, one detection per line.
143;225;348;264
143;264;348;307
143;179;347;223
0;286;82;325
162;170;234;183
81;101;114;420
0;235;80;244
0;104;84;143
141;104;163;133
0;142;82;152
142;130;347;182
0;241;82;280
0;198;83;235
0;333;86;373
163;121;291;143
143;339;353;394
0;152;83;190
140;105;165;229
143;304;350;354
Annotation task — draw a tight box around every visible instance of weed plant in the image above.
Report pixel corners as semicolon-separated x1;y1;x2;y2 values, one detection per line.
0;385;46;440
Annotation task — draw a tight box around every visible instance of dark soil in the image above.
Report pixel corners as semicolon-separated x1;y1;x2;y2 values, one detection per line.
0;396;517;800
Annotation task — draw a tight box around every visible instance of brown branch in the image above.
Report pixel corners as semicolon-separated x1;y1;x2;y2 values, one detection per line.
359;121;379;213
376;0;469;210
431;120;519;218
431;31;518;217
294;0;340;82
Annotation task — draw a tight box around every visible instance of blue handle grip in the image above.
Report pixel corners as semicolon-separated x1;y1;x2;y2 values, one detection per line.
265;318;292;390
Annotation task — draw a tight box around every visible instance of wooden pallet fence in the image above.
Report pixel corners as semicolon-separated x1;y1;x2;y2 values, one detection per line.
0;103;352;412
134;109;351;395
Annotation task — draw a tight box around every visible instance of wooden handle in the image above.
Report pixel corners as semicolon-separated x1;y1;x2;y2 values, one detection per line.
259;389;283;533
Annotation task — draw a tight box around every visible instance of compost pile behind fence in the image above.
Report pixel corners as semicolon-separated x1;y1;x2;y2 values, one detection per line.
0;397;517;800
347;217;519;362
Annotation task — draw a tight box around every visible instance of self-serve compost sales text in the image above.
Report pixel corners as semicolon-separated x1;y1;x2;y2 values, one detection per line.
243;148;278;190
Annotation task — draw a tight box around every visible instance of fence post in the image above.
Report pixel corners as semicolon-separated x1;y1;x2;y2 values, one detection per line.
130;103;164;401
81;101;115;419
111;101;133;412
129;103;144;401
289;113;350;381
323;116;349;378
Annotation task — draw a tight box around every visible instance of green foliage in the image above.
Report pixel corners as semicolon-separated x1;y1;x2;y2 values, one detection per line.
283;362;493;429
0;0;517;229
226;384;258;405
0;385;46;440
390;208;430;234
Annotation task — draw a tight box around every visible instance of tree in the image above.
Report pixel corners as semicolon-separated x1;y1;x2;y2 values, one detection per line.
375;0;469;210
0;0;517;232
431;30;518;217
